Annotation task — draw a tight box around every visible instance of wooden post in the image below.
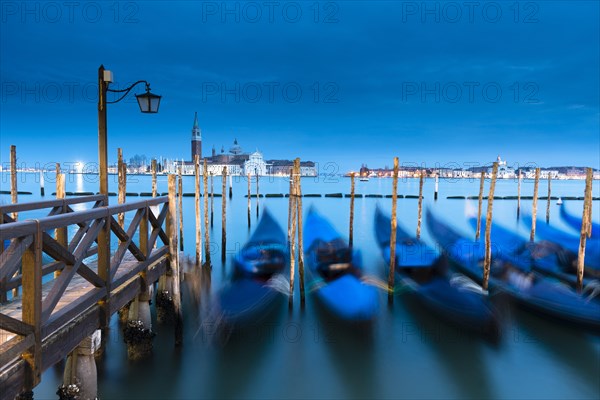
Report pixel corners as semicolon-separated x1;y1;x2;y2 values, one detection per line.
517;170;522;217
203;159;211;266
388;157;399;304
288;167;297;308
22;224;42;389
546;174;552;223
210;172;214;228
55;164;67;278
434;175;439;201
349;172;355;248
483;162;499;291
229;174;233;199
416;171;424;239
576;168;593;292
40;170;45;196
221;167;227;262
10;145;17;221
167;174;183;345
194;155;202;266
256;168;260;218
294;159;306;306
287;169;294;244
178;167;184;251
247;173;252;228
475;171;485;240
530;167;541;241
118;148;126;229
151;159;157;197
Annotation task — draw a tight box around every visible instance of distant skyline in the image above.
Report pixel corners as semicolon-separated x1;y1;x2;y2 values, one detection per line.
1;1;599;173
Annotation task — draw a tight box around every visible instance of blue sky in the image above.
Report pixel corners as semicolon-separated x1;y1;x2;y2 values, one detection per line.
1;1;598;173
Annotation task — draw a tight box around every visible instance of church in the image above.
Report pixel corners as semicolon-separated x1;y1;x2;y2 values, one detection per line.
166;113;316;177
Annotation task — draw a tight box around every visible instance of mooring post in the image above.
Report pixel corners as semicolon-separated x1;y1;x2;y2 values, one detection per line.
39;170;45;196
10;145;17;221
294;159;306;306
221;166;227;262
194;155;202;267
530;167;541;241
124;285;154;359
475;171;485;241
416;170;424;239
210;172;214;228
349;172;355;248
58;330;101;400
288;168;297;308
388;157;399;304
229;174;233;199
55;163;67;278
576;168;593;292
434;174;439;201
168;174;184;346
247;173;252;228
178;167;184;252
151;159;157;197
517;170;522;218
118;148;126;229
256;168;260;218
483;162;499;291
546;174;552;223
203;159;211;266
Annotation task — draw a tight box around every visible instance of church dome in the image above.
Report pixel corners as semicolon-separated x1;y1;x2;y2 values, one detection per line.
229;138;243;155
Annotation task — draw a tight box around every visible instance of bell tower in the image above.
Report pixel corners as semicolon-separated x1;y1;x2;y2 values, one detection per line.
191;112;202;161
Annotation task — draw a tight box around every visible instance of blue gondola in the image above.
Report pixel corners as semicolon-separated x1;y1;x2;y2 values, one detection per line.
374;207;497;333
467;216;600;286
217;209;288;325
428;210;600;332
520;213;600;272
303;207;378;322
561;203;600;238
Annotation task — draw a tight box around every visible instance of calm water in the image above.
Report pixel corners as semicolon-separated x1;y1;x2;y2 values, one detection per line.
2;172;599;399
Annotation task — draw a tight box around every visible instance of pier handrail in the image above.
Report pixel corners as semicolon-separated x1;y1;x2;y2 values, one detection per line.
0;195;171;394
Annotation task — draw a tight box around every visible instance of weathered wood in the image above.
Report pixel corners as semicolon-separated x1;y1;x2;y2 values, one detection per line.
349;172;355;247
167;174;183;345
21;223;42;388
248;173;252;228
287;170;293;244
0;334;34;369
289;168;297;307
388;157;399;303
210;172;214;228
0;236;34;282
221;167;227;262
256;168;260;218
118;148;126;229
152;159;158;197
517;170;522;217
483;162;499;291
147;204;169;249
203;160;211;266
229;174;233;199
546;174;552;222
0;195;104;215
178;167;184;252
195;155;202;266
0;313;34;336
10;145;17;221
294;159;305;306
530;168;541;241
434;175;439;200
475;172;485;241
577;168;593;292
416;171;424;239
39;171;45;197
110;209;145;279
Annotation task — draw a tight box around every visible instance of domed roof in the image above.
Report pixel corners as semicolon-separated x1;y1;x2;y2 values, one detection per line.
229;138;243;155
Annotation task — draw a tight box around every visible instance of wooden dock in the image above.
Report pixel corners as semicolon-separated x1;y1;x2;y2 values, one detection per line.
0;194;174;399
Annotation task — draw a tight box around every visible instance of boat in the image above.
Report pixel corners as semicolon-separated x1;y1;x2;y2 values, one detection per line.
427;210;600;332
560;203;599;237
359;176;370;182
216;209;288;326
521;213;600;272
374;207;497;333
303;207;378;321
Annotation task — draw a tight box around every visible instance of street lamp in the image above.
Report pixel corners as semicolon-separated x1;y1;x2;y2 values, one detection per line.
97;64;161;196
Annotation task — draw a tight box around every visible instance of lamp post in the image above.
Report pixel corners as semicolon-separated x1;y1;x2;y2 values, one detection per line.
96;65;161;328
97;64;161;196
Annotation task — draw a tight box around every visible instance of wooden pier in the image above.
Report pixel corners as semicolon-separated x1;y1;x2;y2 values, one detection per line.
0;194;175;399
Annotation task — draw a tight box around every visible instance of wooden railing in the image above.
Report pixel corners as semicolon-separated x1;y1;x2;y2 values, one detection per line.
0;195;172;396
